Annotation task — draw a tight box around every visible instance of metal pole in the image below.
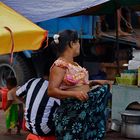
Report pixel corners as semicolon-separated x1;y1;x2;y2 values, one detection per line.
115;7;120;76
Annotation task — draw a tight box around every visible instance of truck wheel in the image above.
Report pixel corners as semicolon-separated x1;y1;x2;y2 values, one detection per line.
0;54;34;87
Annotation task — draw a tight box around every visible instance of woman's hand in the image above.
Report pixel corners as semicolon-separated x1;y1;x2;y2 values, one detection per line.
74;91;88;101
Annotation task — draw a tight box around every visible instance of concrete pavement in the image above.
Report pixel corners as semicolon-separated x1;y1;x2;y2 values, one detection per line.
0;109;28;140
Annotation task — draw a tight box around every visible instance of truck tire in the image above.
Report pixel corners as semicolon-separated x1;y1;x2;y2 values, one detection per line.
0;54;34;87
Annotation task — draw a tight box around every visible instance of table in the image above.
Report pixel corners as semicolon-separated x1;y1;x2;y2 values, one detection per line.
112;85;140;122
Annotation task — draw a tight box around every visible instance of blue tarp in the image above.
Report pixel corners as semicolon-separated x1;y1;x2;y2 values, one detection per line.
1;0;109;22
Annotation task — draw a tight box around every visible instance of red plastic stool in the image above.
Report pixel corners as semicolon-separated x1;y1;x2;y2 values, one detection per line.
26;133;56;140
0;87;8;110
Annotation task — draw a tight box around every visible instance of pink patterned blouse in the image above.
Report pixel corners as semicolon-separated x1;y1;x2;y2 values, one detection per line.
51;58;89;89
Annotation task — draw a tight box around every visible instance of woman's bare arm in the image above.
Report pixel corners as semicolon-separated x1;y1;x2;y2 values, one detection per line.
48;66;88;101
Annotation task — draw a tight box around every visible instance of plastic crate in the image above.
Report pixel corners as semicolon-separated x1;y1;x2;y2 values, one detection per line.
116;77;137;85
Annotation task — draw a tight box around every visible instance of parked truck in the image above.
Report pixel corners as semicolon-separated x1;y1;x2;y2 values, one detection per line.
0;15;101;86
0;1;139;87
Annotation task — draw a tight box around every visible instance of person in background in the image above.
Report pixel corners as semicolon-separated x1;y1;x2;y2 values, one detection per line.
16;73;60;138
48;29;112;140
4;77;23;135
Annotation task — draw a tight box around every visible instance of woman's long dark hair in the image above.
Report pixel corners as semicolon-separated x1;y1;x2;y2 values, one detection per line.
43;30;78;75
51;30;78;57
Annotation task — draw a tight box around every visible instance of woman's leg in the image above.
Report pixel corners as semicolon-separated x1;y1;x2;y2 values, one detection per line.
16;104;24;134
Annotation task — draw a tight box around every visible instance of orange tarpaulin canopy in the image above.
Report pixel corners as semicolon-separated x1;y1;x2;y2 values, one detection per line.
0;2;48;55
